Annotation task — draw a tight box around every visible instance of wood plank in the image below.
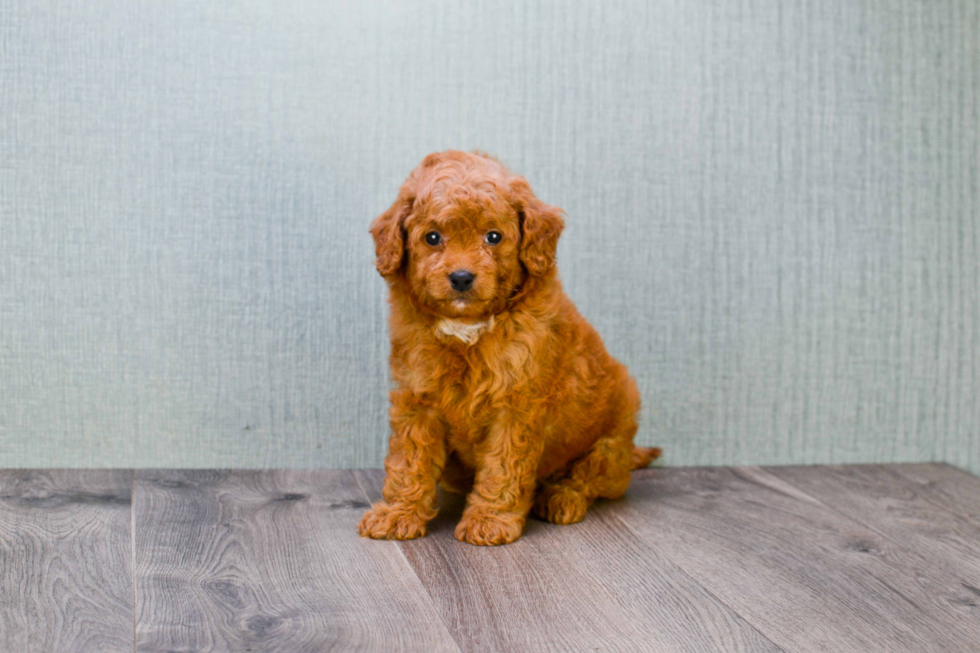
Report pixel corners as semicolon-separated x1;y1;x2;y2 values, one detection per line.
134;470;460;653
766;464;980;590
0;470;134;653
611;466;980;653
889;463;980;522
355;470;784;653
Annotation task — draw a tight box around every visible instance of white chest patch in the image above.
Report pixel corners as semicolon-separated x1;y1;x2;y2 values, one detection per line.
436;316;495;345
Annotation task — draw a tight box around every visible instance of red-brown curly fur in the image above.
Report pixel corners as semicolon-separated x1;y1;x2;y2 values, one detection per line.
358;150;660;546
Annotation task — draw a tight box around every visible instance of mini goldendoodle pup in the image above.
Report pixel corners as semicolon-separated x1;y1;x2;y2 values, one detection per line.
358;150;660;546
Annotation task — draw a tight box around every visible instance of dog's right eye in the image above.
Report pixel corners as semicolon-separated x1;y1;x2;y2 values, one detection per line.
425;232;441;246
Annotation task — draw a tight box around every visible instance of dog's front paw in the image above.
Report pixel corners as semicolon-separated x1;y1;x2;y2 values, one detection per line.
533;485;589;525
454;508;524;546
357;502;428;540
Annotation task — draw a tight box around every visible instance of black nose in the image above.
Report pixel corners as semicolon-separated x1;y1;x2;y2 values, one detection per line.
449;270;476;292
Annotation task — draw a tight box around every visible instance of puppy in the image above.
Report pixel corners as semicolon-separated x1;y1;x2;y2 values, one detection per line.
358;151;660;546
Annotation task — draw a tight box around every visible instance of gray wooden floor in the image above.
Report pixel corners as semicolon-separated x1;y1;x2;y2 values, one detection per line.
2;465;980;652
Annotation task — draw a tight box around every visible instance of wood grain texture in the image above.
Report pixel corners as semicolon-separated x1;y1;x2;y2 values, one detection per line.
355;470;784;653
889;463;980;523
6;465;980;652
612;466;980;653
134;470;460;653
0;470;134;653
767;464;980;589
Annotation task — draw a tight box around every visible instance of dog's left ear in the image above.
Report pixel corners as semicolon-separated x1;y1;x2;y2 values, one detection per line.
510;176;565;277
370;190;414;277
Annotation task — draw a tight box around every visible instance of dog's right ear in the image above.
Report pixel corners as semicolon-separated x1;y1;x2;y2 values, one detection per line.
370;191;413;277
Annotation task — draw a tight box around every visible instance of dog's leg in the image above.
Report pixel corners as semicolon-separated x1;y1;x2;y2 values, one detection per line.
358;391;446;540
454;413;543;546
533;419;638;525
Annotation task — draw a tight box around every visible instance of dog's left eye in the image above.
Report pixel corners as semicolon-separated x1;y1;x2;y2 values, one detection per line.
485;231;502;245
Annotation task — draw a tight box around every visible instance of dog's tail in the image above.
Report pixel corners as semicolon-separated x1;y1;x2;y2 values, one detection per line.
631;446;663;470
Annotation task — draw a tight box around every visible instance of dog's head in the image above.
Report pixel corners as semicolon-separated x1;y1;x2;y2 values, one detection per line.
370;151;564;320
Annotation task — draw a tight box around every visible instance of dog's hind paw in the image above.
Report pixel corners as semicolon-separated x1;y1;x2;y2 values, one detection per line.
533;486;589;525
357;502;428;540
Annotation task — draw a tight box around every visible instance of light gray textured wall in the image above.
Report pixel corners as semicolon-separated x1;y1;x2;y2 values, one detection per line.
1;1;978;471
